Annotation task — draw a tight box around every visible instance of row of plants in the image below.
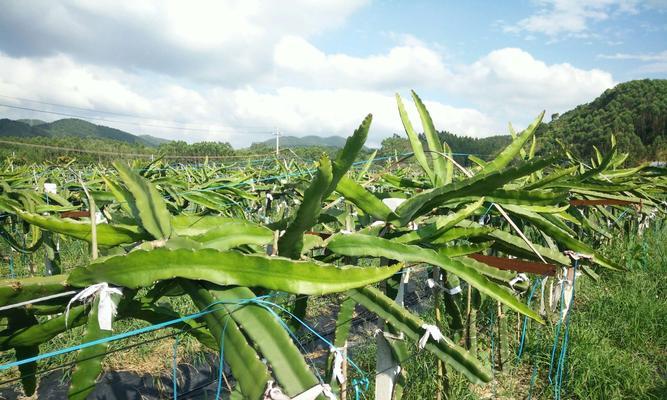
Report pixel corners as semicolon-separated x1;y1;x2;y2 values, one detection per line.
0;91;665;399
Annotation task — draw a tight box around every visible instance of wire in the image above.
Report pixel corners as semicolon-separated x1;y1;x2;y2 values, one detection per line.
0;103;274;135
0;94;275;132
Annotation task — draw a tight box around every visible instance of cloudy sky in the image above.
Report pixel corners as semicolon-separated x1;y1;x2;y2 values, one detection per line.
0;0;665;148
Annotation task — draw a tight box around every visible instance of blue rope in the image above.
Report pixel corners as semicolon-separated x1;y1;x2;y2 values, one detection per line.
479;202;495;225
554;261;578;400
488;306;497;399
252;298;366;377
547;277;566;383
352;377;370;400
172;334;180;399
612;208;630;225
517;278;542;362
0;296;272;371
213;318;230;400
527;361;539;400
0;294;368;399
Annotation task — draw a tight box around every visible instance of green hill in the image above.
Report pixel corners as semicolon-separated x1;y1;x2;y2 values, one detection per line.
252;135;349;148
138;134;171;146
16;119;47;126
0;117;169;147
0;118;49;137
540;79;667;163
40;118;144;144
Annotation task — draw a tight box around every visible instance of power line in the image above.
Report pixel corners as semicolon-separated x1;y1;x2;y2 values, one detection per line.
0;94;276;131
0;103;274;135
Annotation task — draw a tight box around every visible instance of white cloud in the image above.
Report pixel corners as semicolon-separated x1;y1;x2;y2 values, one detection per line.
0;0;368;84
0;42;616;147
504;0;639;38
273;36;448;90
598;50;667;61
0;51;493;148
229;87;495;146
597;50;667;73
445;48;615;124
0;2;619;147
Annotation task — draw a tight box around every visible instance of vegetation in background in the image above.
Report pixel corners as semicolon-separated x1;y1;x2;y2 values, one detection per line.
0;88;664;400
540;79;667;163
349;222;667;399
378;132;511;161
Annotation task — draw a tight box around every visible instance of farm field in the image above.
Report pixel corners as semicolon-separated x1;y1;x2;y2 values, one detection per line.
0;93;665;400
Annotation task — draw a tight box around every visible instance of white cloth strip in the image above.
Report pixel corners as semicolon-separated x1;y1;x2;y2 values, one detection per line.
374;329;405;341
43;182;57;194
0;290;77;312
264;381;336;400
382;197;405;212
509;273;529;289
330;346;346;384
563;250;593;260
65;283;122;331
426;278;438;289
95;211;108;225
444;285;462;295
418;324;445;349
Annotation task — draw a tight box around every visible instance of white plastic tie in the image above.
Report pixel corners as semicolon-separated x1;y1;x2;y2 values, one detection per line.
382;198;405;212
418;324;445;349
426;278;437;289
370;221;386;227
65;283;122;331
381;330;405;341
95;211;108;225
264;380;336;400
444;285;461;295
43;183;57;194
340;229;353;235
263;380;289;400
330;346;346;384
509;273;529;289
563;250;593;261
266;193;274;201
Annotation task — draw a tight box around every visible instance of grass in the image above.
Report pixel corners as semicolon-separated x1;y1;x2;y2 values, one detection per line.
346;221;667;399
1;220;666;399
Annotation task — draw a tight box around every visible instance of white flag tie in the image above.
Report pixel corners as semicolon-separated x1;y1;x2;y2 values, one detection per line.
418;324;445;349
509;273;529;289
65;283;122;331
330;346;346;384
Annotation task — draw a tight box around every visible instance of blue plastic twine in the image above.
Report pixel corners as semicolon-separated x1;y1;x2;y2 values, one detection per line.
172;334;180;400
517;278;542;362
168;295;368;399
554;261;578;400
352;377;369;400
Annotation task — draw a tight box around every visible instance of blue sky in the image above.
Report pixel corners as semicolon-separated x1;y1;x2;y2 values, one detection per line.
0;0;665;148
315;1;667;85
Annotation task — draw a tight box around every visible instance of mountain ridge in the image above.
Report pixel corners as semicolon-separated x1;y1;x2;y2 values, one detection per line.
540;79;667;162
0;117;167;147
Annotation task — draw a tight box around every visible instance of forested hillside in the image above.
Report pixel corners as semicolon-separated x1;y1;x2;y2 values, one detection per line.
540;79;666;163
251;135;349;148
0;117;160;146
2;79;665;165
379;132;511;160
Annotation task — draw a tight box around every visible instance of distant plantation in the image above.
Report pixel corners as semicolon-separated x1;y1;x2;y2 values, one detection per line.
0;91;664;399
